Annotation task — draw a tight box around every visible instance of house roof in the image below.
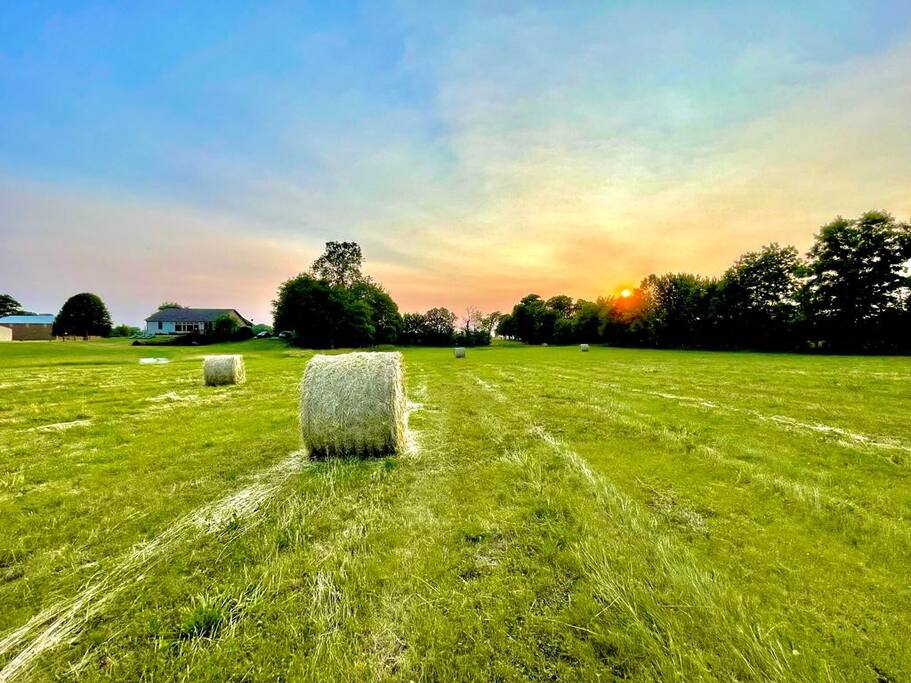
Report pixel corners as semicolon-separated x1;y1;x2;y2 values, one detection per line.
145;308;252;325
0;315;55;325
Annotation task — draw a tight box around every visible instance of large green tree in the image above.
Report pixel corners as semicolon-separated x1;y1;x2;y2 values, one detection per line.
571;299;601;343
804;211;911;351
274;242;406;348
351;280;403;345
310;241;364;288
719;243;804;349
545;295;575;319
272;274;373;348
628;274;717;348
423;307;457;345
510;294;560;344
52;293;112;338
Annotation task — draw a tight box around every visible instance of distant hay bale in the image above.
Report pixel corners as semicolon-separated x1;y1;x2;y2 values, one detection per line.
542;343;549;347
580;344;590;352
454;347;466;358
203;354;245;386
300;352;406;458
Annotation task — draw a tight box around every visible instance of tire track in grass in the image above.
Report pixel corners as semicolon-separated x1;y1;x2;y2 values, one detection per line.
489;362;911;546
469;370;795;679
477;363;911;676
0;451;307;683
505;364;911;457
572;397;911;548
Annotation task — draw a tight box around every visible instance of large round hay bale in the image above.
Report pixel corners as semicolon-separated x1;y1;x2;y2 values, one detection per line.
454;347;466;359
300;352;406;458
204;355;245;386
580;343;590;352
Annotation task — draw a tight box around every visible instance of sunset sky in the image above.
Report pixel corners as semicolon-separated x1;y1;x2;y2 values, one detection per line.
2;2;911;326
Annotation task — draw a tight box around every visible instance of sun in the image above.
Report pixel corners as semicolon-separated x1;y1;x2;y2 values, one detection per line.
620;288;632;298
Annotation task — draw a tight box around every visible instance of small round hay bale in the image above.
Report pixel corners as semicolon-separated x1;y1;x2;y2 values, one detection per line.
300;352;406;458
454;347;466;359
580;343;590;352
203;354;245;386
542;343;549;347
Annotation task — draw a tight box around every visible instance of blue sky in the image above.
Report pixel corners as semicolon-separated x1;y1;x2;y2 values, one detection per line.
2;1;911;325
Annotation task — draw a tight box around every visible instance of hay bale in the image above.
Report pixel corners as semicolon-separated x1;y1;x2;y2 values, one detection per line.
542;343;549;347
454;347;466;359
300;352;406;458
580;344;590;352
203;354;245;386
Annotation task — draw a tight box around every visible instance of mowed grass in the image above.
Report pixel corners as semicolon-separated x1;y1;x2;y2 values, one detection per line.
0;340;909;681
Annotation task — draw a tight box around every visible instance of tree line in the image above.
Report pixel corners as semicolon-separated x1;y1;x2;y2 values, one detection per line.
6;210;907;352
272;242;496;348
497;211;911;353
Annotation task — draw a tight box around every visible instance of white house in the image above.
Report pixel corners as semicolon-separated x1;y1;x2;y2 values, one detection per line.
144;308;252;335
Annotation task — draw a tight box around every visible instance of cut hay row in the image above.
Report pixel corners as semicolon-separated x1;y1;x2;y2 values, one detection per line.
620;385;911;454
193;452;305;531
526;424;793;676
300;352;406;458
203;354;245;386
26;419;92;433
0;452;305;683
503;364;911;455
462;369;795;678
472;375;506;403
402;398;425;456
145;391;199;403
574;394;911;545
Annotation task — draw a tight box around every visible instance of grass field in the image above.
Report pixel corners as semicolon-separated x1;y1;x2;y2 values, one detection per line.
1;339;909;681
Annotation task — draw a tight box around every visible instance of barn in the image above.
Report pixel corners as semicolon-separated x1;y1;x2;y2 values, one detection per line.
144;308;252;335
0;315;55;340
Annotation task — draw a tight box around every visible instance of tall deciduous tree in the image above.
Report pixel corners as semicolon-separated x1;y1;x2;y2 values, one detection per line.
52;293;112;338
804;211;911;351
637;273;716;348
545;295;575;319
719;243;804;349
351;280;403;345
275;242;403;348
273;274;371;349
423;307;457;345
310;241;364;288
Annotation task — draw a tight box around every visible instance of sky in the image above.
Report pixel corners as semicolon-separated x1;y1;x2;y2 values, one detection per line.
1;1;911;326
